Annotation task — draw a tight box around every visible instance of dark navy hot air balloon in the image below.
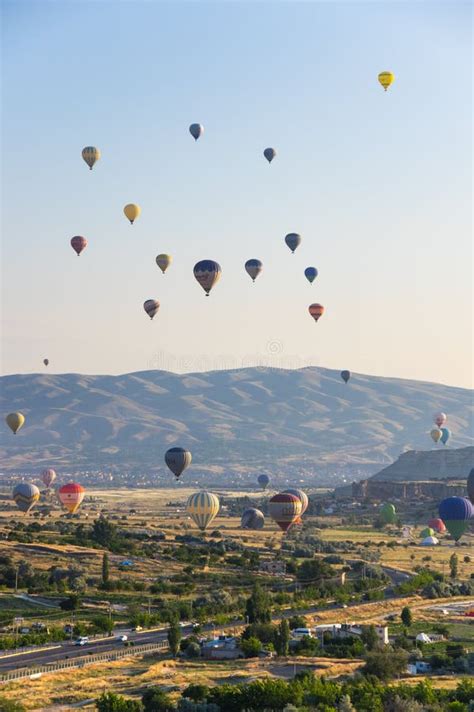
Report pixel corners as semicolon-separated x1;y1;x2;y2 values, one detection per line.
468;468;474;505
193;260;221;296
263;148;276;163
304;267;318;284
165;447;192;480
438;497;473;542
285;233;301;254
245;259;263;283
257;474;270;490
189;123;204;141
341;370;350;384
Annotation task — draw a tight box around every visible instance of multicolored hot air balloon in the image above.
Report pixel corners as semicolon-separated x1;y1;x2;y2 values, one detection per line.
43;358;49;367
165;447;192;480
378;71;394;91
71;236;87;256
341;370;350;384
257;474;270;490
58;483;85;514
285;233;301;254
186;492;220;531
428;518;446;534
189;123;204;141
263;148;276;163
82;146;101;170
439;497;473;542
41;468;56;488
13;483;40;514
268;493;302;533
308;304;325;322
420;527;435;539
241;508;265;530
124;204;141;224
193;260;221;296
380;503;397;525
143;300;160;320
440;428;451;446
245;259;263;282
6;412;25;434
434;412;447;428
156;254;172;274
282;488;309;516
468;468;474;505
304;267;318;284
431;428;442;444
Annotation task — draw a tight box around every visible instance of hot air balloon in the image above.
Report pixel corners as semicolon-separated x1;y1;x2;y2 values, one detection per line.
143;300;160;320
308;304;325;322
156;254;172;274
428;518;446;534
268;493;302;533
282;488;309;516
193;260;221;296
285;233;301;254
263;148;276;163
468;468;474;505
43;359;49;367
434;412;447;428
421;536;439;546
186;492;220;531
304;267;318;284
439;497;473;542
124;204;141;224
378;71;394;91
82;146;101;170
341;370;350;384
241;508;265;530
41;468;56;488
245;259;263;282
440;428;451;446
13;483;40;514
257;474;270;490
420;527;435;539
430;428;442;444
70;236;87;256
189;123;204;141
380;503;397;525
58;483;85;514
6;412;25;434
165;447;192;480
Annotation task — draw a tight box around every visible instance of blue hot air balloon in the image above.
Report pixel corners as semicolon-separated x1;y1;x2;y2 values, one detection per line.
284;233;301;254
440;427;451;445
341;370;350;384
439;497;473;542
304;267;318;284
257;474;270;490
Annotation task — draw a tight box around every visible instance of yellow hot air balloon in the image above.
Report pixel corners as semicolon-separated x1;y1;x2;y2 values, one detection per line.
82;146;101;170
6;412;25;434
186;491;220;531
124;204;141;224
378;71;394;91
156;254;172;274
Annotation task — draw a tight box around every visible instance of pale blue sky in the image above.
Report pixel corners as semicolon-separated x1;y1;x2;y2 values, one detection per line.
1;1;472;387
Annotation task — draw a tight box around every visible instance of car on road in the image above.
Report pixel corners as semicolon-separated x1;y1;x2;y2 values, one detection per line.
116;635;128;642
131;626;143;632
74;636;89;646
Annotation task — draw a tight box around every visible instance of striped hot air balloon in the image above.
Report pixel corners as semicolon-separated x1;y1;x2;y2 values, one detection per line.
143;300;160;320
186;492;220;531
82;146;101;170
165;447;192;480
13;483;40;514
241;508;265;530
268;493;302;533
439;497;473;542
282;488;309;516
58;483;85;514
41;468;56;488
193;260;221;296
308;304;325;322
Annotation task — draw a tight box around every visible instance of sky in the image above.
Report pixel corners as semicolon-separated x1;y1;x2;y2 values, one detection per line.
1;0;472;388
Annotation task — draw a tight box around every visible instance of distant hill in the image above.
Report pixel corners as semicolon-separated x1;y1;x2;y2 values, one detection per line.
370;446;474;482
1;368;472;478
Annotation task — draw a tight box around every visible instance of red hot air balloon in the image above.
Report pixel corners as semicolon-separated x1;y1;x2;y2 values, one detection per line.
143;300;160;320
71;236;88;256
308;304;325;322
58;482;85;513
428;517;446;534
268;493;302;532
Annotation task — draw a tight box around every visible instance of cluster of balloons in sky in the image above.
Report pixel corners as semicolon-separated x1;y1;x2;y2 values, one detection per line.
430;412;451;446
12;472;85;515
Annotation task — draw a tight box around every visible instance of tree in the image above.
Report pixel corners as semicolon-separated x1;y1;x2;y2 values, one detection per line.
296;558;334;583
363;648;409;680
449;553;459;579
92;517;118;548
59;593;81;611
141;687;174;712
275;619;290;656
0;697;26;712
245;583;271;623
102;552;110;585
96;692;142;712
338;695;356;712
182;684;209;702
241;636;262;657
167;621;181;656
401;606;413;628
361;625;379;651
92;614;114;635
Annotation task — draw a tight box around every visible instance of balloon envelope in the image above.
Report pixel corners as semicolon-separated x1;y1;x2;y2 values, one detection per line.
41;468;56;488
341;370;350;383
257;474;270;490
304;267;318;284
434;412;447;428
189;123;204;140
165;447;192;479
43;359;49;367
6;412;25;434
440;427;450;445
438;497;473;542
71;236;87;256
13;483;40;514
285;233;301;253
124;204;141;224
378;71;394;91
82;146;100;170
263;148;276;163
268;493;302;532
58;483;85;514
468;468;474;504
428;518;446;533
143;300;160;320
308;304;325;322
282;488;309;515
186;492;220;531
430;428;442;444
156;254;172;274
193;260;221;295
420;527;435;538
380;503;396;524
241;508;265;530
245;259;263;282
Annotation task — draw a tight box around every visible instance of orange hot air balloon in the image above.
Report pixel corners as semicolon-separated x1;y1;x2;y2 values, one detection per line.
308;303;325;322
58;482;85;513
